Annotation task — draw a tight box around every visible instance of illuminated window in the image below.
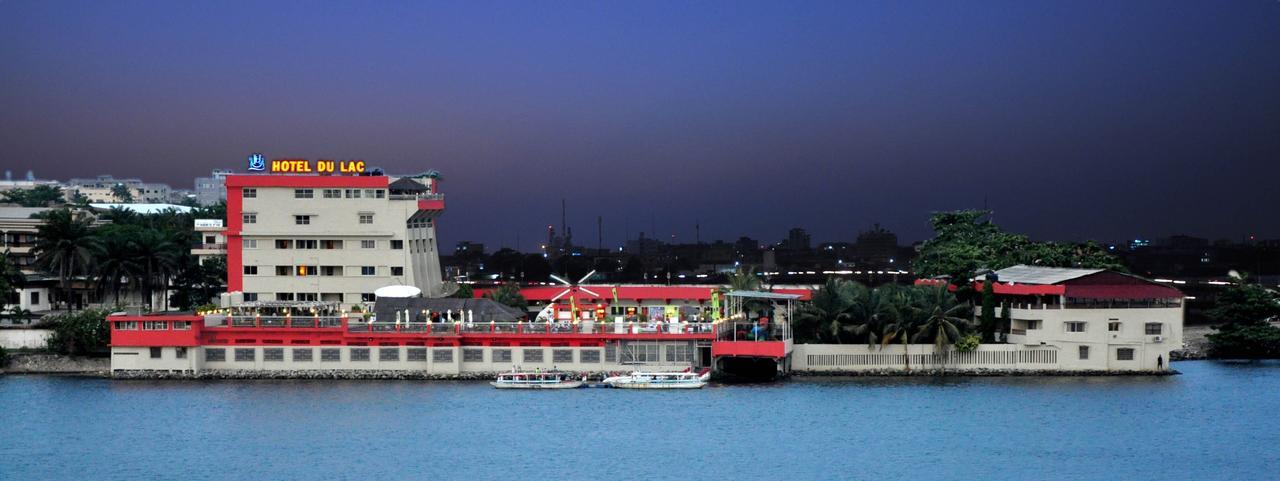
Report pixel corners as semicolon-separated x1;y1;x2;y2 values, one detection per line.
243;188;257;198
358;214;374;224
296;265;316;276
243;213;257;224
294;189;313;199
295;215;311;225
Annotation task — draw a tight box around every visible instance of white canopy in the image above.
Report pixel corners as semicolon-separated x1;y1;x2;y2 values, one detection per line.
374;285;422;298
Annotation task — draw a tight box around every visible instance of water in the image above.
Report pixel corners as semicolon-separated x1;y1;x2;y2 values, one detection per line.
2;361;1277;480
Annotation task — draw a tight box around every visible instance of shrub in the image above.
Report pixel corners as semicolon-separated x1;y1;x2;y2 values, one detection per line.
955;334;981;352
44;308;112;355
1208;323;1280;359
0;345;9;367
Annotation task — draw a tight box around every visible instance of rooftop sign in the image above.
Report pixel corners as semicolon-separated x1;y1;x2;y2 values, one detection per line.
246;153;366;175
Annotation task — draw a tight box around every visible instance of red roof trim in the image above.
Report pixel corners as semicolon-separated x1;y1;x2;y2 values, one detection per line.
226;175;388;188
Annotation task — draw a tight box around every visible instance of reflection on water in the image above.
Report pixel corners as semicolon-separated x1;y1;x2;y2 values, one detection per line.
2;361;1278;480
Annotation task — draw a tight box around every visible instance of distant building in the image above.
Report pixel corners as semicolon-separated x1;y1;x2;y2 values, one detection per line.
67;175;171;203
194;169;233;206
455;241;485;256
854;224;899;267
783;227;811;251
1;207;110;312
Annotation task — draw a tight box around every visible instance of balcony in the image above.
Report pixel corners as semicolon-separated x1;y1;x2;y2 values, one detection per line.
192;243;227;251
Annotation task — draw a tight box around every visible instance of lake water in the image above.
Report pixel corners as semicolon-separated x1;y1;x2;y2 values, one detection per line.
2;361;1277;480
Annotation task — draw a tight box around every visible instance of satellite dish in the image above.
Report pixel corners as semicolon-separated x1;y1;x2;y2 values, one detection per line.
374;285;422;298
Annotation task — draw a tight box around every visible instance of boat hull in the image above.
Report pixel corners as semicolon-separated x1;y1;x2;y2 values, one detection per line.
607;381;707;389
490;381;584;389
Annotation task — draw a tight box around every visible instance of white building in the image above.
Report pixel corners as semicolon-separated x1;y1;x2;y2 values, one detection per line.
67;175;171;203
224;173;446;307
989;265;1183;371
192;219;227;266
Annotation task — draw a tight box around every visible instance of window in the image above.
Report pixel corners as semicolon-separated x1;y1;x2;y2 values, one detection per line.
143;321;168;330
361;266;376;276
523;349;544;363
1079;346;1090;360
275;239;292;249
150;347;163;359
1145;323;1163;335
359;214;374;224
116;321;138;330
374;189;385;199
30;291;40;305
234;348;255;362
1065;322;1087;333
295;266;316;276
345;189;362;199
361;240;376;249
243;293;258;302
205;348;226;362
463;349;484;362
294;189;313;198
391;240;403;250
391;267;404;276
1108;321;1122;332
361;293;377;302
323;188;341;198
321;348;341;362
494;349;513;363
264;348;284;362
243;213;257;224
407;348;428;362
553;349;573;363
1117;348;1135;361
173;321;191;330
295;239;317;249
175;347;187;359
351;348;371;361
623;343;660;363
296;293;318;302
276;293;295;301
580;350;601;363
321;240;343;249
433;349;453;363
293;348;313;362
243;265;258;275
295;215;311;225
321;266;343;276
666;344;692;362
275;266;292;276
244;239;258;249
243;188;257;198
380;348;400;361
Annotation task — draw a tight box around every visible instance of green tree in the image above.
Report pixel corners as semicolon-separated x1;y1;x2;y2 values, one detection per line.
724;266;762;291
450;283;475;299
169;256;226;311
484;283;528;311
794;278;865;343
1;185;66;207
0;254;21;304
131;229;181;311
979;275;997;342
44;308;112;355
1205;276;1280;359
110;184;134;203
32;209;101;311
912;285;972;355
1206;277;1280;326
913;210;1125;280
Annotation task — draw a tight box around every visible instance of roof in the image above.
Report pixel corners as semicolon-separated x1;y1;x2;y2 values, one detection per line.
374;297;526;322
724;290;801;300
89;203;194;214
388;178;429;192
988;265;1104;285
0;207;50;220
490;285;812;302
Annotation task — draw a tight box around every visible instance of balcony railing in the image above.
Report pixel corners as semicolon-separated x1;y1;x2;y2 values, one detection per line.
192;243;227;250
717;321;790;342
206;315;343;328
389;192;445;201
346;321;715;335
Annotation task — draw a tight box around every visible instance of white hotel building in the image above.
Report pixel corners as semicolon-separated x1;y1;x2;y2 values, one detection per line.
223;173;446;307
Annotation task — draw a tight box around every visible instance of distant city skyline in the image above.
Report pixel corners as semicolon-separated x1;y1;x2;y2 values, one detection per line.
3;1;1278;249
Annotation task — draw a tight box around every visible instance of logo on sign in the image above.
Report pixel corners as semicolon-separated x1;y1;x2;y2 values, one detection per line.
247;153;266;171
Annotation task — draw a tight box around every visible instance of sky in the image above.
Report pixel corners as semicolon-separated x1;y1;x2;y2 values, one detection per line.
2;0;1278;251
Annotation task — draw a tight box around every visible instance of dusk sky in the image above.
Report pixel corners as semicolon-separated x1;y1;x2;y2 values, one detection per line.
2;1;1278;251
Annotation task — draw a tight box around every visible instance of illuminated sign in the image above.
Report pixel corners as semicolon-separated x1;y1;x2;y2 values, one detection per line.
269;159;366;174
247;153;266;171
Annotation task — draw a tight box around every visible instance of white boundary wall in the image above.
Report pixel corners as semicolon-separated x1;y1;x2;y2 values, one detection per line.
793;343;1171;373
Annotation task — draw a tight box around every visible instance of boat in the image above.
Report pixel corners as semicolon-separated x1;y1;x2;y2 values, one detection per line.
491;371;584;389
602;371;708;389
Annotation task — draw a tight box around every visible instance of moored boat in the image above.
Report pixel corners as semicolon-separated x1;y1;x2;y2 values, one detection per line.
602;371;708;389
491;371;584;389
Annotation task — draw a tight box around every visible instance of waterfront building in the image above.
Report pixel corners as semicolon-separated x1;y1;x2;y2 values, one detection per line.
0;207;113;313
223;172;447;307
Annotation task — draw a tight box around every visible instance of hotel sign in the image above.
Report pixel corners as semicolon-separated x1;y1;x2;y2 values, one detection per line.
246;153;366;174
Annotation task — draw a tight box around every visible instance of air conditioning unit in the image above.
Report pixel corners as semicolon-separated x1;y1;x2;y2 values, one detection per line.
1153;336;1164;343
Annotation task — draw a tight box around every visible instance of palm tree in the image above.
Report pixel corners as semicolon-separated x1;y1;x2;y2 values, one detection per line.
110;184;134;203
32;209;100;311
911;285;973;370
724;266;761;291
878;286;920;371
93;230;139;305
795;278;859;343
131;229;180;311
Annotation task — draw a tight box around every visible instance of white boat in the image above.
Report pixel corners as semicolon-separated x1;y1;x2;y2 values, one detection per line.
602;371;708;389
491;371;584;389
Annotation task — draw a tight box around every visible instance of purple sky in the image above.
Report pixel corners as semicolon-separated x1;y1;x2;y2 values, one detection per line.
2;1;1278;250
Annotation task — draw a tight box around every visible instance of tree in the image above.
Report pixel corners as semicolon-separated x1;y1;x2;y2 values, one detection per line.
794;278;863;343
450;283;475;299
169;256;226;311
1205;276;1280;359
1;185;65;207
1206;277;1280;326
110;184;134;203
724;266;761;291
131;229;181;311
912;285;972;356
32;209;100;311
978;275;997;342
913;210;1125;280
485;283;528;311
93;226;140;304
44;308;112;355
0;254;21;304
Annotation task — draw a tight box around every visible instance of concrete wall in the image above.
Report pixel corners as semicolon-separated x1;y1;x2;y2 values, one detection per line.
112;342;699;375
792;342;1171;373
1004;305;1182;371
0;328;52;349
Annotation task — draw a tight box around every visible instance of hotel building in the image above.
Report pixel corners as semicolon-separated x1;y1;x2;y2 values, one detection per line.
223;172;447;306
